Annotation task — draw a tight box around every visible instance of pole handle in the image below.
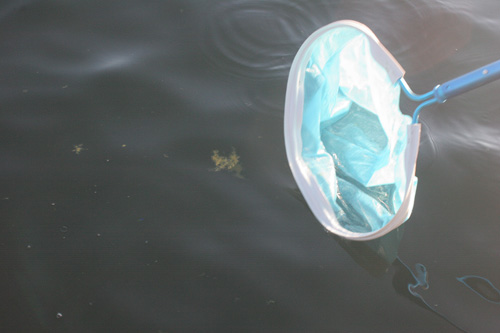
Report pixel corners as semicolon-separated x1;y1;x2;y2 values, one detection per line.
433;59;500;103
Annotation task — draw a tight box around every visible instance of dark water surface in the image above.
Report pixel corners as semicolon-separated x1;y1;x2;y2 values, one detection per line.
2;0;500;332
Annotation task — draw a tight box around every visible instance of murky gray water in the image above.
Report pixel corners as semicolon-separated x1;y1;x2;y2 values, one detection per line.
2;0;500;332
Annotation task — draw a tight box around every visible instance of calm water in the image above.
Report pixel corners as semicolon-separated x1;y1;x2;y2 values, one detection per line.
2;0;500;332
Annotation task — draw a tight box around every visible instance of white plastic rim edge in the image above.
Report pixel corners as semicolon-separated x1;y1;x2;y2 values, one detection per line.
284;20;419;241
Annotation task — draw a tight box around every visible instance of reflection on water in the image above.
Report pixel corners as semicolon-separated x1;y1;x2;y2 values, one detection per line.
337;229;467;332
457;275;500;304
385;5;472;75
392;259;467;332
200;0;473;78
414;119;436;174
334;227;404;277
199;0;331;79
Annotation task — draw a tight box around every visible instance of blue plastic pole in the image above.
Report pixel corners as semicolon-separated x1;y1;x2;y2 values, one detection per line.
399;78;434;101
400;59;500;123
433;59;500;103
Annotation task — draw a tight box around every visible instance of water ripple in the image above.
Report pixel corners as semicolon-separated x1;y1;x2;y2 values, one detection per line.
199;0;332;80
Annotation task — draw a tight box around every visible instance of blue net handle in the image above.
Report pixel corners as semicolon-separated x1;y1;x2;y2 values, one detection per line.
400;59;500;123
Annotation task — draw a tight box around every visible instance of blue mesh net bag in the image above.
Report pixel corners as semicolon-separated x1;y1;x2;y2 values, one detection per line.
284;21;421;240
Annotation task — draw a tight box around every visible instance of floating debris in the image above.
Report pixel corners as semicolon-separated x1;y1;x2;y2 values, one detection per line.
211;148;243;178
72;144;87;155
